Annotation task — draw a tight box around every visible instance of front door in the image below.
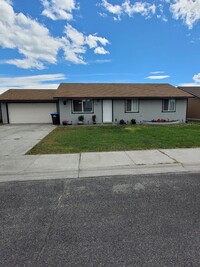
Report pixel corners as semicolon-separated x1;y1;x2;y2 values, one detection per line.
103;100;112;123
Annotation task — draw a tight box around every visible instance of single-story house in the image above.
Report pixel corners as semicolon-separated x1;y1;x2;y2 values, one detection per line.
56;83;192;124
178;87;200;120
0;83;192;124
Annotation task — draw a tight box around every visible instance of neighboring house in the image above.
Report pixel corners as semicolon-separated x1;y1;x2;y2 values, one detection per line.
0;83;192;124
178;87;200;120
0;89;57;124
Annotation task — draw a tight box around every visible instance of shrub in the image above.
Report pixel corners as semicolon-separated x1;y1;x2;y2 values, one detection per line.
78;115;84;121
92;115;96;123
131;119;136;124
119;119;126;125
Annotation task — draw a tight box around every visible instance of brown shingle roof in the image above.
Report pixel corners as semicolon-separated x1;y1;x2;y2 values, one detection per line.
0;89;57;102
55;83;192;99
178;87;200;98
0;84;193;101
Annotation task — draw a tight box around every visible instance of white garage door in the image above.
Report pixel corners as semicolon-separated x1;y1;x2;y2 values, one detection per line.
8;103;57;124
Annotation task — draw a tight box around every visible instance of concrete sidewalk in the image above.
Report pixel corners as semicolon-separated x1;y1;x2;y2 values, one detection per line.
0;148;200;182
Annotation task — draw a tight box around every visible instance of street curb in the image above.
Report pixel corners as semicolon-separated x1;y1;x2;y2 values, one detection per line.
0;162;193;183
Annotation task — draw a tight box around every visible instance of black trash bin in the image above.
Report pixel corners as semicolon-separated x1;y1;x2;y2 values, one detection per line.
51;112;60;125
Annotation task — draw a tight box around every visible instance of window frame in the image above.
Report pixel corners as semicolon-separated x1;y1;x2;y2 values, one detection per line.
162;98;176;112
72;99;94;114
125;99;139;113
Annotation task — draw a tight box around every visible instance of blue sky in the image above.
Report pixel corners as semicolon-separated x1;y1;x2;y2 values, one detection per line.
0;0;200;93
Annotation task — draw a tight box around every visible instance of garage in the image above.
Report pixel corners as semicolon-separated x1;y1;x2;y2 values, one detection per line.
0;89;58;124
8;103;57;124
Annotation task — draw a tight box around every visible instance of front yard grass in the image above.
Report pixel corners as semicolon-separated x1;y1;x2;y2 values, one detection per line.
27;123;200;154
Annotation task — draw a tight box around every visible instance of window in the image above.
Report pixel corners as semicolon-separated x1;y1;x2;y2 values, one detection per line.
125;99;139;113
72;99;93;113
163;99;176;112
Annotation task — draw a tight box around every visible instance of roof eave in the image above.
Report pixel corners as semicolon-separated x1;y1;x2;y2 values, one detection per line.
0;99;57;102
54;95;192;99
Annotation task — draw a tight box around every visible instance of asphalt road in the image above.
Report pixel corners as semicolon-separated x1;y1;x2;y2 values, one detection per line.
1;172;200;267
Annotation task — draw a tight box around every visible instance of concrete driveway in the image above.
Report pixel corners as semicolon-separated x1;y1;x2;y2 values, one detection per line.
0;124;55;156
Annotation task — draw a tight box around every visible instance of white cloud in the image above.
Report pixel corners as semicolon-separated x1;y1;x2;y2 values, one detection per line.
94;47;109;54
178;73;200;86
122;1;156;17
170;0;200;29
0;74;66;94
86;35;110;49
156;4;168;22
65;24;85;46
61;24;110;64
62;24;85;64
150;71;165;74
6;59;46;70
42;0;78;21
101;0;123;16
146;70;169;80
100;0;200;28
0;1;62;69
61;37;86;64
101;0;156;20
91;59;112;63
193;73;200;83
146;75;170;79
178;83;200;86
98;12;107;18
0;1;110;69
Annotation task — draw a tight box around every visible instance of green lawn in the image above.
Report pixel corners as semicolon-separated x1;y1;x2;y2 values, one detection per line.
27;123;200;154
